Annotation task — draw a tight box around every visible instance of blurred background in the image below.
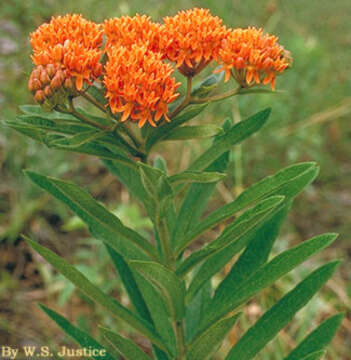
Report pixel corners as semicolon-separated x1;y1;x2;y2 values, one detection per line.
0;0;350;359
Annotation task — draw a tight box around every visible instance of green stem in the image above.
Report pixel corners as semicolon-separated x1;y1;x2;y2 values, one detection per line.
169;76;193;119
57;102;108;131
80;90;143;149
175;319;187;360
232;97;243;196
190;86;242;104
155;212;175;269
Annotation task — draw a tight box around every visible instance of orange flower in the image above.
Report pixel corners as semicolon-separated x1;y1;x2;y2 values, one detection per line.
30;14;103;90
161;8;228;76
104;14;162;53
104;44;180;127
217;27;291;89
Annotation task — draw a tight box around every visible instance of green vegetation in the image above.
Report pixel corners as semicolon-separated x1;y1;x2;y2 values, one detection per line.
0;1;349;359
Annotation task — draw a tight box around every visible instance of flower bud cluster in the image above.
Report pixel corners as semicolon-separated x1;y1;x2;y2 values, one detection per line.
28;64;77;109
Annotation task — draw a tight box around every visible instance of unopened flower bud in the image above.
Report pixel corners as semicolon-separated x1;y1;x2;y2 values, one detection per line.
40;70;50;85
50;72;64;90
31;68;41;81
44;85;54;98
34;90;46;104
28;78;41;93
63;77;75;91
46;64;56;79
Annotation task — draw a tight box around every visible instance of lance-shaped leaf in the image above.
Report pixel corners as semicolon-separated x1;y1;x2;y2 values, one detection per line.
214;203;291;300
130;261;186;321
53;140;134;162
145;104;208;152
106;245;152;322
19;104;79;121
134;272;176;356
25;171;157;261
185;279;212;342
48;129;108;148
7;115;93;134
225;261;340;360
100;327;151;360
188;313;241;360
107;247;173;360
172;119;231;247
177;196;285;277
39;304;118;360
25;238;168;354
284;313;344;360
187;108;270;172
168;171;226;186
183;162;318;247
198;233;338;334
300;351;326;360
163;125;224;141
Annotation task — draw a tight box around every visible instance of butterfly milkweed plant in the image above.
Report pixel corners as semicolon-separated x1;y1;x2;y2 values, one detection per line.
8;8;344;360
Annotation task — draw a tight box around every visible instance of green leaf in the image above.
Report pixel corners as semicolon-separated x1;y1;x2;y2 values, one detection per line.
177;196;285;278
171;120;231;247
130;261;186;321
48;129;107;148
6;124;46;142
39;304;117;360
8;115;93;134
153;156;168;173
25;171;157;261
300;350;326;360
87;85;108;106
25;237;167;353
106;245;152;322
184;162;318;247
138;163;174;222
187;108;270;172
185;279;212;342
163;125;224;141
54;141;134;162
145;104;208;152
191;72;224;98
100;327;151;360
199;233;338;333
134;272;176;356
104;159;148;202
214;203;291;300
19;104;78;121
188;313;241;360
284;313;344;360
168;171;226;186
225;261;340;360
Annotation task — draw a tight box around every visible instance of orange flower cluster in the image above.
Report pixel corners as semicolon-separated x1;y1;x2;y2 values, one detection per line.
104;45;180;128
29;9;291;126
161;8;228;76
104;14;162;53
217;27;291;89
30;14;103;90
